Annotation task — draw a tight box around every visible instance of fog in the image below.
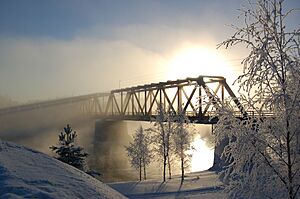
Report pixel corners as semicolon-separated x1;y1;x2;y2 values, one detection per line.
0;102;215;182
0;0;251;182
0;23;250;103
0;102;93;150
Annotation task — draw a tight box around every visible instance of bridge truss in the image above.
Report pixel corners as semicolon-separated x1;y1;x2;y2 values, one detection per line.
81;76;247;123
0;76;247;124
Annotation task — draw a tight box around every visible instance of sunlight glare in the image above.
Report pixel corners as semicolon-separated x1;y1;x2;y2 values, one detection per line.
166;45;234;80
191;136;214;172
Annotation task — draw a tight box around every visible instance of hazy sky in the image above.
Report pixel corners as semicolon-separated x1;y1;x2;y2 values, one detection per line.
0;0;299;102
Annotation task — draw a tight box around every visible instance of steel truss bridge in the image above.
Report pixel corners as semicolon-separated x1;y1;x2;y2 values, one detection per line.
0;76;248;124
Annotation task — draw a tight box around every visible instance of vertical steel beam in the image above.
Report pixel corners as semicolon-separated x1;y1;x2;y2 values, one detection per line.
221;84;224;103
131;92;134;115
111;95;114;115
121;92;123;114
144;90;147;115
138;92;140;114
178;86;182;112
198;86;202;116
149;91;153;115
163;90;166;112
160;89;162;106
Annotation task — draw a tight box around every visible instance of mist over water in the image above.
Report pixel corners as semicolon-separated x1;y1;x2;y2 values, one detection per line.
125;121;215;178
0;103;215;182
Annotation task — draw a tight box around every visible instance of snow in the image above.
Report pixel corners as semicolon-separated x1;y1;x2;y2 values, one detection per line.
0;139;226;199
109;170;226;199
0;139;127;199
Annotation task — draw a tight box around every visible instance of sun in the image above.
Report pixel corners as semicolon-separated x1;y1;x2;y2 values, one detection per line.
190;136;214;172
166;45;234;80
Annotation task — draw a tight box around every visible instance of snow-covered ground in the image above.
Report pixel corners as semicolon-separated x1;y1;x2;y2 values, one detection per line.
0;138;226;199
109;171;226;199
0;139;126;199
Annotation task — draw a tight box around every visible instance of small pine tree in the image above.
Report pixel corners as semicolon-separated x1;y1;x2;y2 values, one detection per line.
50;124;88;171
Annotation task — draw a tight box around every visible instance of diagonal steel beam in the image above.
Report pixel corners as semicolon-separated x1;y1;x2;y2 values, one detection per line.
183;86;197;112
162;89;177;113
147;89;159;115
112;94;121;114
133;92;144;115
221;80;248;118
123;92;131;115
202;83;221;115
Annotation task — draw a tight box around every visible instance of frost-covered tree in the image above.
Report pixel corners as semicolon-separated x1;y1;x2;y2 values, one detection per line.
173;111;194;182
165;109;177;180
216;0;300;198
150;104;176;182
126;126;152;181
50;124;88;171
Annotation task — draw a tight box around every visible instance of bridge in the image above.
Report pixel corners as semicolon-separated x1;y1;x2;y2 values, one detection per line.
0;75;247;124
0;75;250;181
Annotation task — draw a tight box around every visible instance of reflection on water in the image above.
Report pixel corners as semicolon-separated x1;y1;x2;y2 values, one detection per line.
191;136;214;172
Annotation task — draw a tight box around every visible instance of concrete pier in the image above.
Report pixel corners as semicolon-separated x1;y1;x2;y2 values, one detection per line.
91;119;133;182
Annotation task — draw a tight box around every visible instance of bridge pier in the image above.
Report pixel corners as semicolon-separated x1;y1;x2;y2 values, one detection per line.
91;119;132;182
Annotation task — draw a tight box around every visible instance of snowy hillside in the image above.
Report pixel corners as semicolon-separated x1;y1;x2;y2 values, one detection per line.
0;139;127;199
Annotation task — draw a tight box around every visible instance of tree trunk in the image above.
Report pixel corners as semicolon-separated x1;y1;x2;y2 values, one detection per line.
139;159;142;181
168;155;172;179
167;122;172;179
181;155;184;182
143;160;147;180
163;154;166;182
283;78;294;199
286;120;293;199
161;123;166;182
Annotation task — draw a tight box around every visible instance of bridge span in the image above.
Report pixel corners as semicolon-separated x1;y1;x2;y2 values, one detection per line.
0;75;247;124
0;75;252;181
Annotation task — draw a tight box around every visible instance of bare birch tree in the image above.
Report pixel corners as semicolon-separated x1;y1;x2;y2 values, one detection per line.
173;111;194;182
165;109;177;180
150;104;176;182
126;126;152;181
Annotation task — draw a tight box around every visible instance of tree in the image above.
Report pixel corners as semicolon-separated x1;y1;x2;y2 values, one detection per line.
173;111;194;182
50;124;88;172
165;109;177;180
150;104;176;182
216;0;300;198
126;126;152;181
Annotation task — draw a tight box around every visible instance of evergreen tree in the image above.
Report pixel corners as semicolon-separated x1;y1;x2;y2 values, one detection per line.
50;124;88;171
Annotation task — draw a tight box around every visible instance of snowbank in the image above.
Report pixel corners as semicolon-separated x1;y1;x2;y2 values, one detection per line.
0;139;127;199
